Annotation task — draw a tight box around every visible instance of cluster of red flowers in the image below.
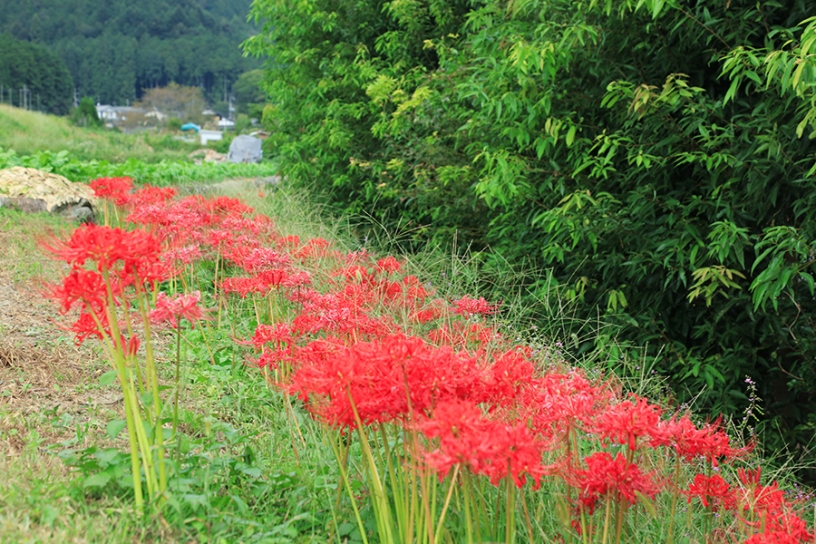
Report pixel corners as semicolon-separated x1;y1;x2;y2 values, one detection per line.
50;178;813;543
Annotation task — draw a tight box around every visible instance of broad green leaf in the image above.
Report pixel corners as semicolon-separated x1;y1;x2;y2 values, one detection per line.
99;371;118;387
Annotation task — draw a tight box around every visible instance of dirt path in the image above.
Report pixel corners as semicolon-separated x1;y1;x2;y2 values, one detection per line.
0;213;113;455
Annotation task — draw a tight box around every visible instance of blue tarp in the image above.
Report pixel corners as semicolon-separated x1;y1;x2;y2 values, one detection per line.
180;123;201;132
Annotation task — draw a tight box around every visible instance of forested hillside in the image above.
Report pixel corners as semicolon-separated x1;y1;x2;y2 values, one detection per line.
0;34;72;114
0;0;257;105
247;0;816;474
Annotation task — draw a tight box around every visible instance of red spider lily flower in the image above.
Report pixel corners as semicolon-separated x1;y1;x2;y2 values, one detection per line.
48;268;116;313
515;370;613;443
402;275;429;300
762;512;814;542
277;235;301;250
592;396;663;451
204;196;253;217
65;311;108;345
220;217;272;236
480;348;536;405
162;244;203;265
126;259;177;287
222;277;262;298
335;264;374;284
257;269;290;289
45;225;162;274
686;474;736;511
254;340;299;369
125;334;140;356
289;289;396;339
743;532;803;544
286;334;481;429
657;415;749;466
452;295;500;316
413;307;444;324
150;291;204;328
376;256;402;274
571;452;659;514
282;271;311;288
735;468;793;520
90;177;133;206
206;229;234;249
235;248;291;272
421;400;552;488
252;323;293;348
128;185;176;207
294;237;331;260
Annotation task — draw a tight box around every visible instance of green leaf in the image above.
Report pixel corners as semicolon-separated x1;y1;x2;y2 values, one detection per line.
230;494;249;515
337;522;355;537
83;473;112;488
635;490;658;517
99;370;119;387
566;124;577;147
106;419;127;440
240;466;262;478
800;271;815;296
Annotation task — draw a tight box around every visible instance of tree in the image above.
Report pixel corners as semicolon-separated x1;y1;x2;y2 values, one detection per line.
233;69;265;118
136;83;206;124
247;0;816;475
0;0;259;105
71;96;102;127
0;33;73;115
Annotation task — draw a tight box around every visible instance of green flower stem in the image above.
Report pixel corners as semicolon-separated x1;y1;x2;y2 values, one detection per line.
347;387;397;544
326;430;369;544
520;487;534;544
434;465;460;544
462;472;474;544
137;288;166;496
381;424;409;539
504;478;515;544
173;319;181;438
118;364;145;510
602;493;612;544
666;457;681;544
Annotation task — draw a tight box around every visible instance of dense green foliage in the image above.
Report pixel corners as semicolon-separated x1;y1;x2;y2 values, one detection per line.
0;0;258;105
0;148;278;185
0;34;73;114
233;69;266;119
71;96;103;127
247;0;816;469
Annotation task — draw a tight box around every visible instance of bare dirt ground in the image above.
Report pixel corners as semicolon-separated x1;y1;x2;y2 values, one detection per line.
0;212;114;454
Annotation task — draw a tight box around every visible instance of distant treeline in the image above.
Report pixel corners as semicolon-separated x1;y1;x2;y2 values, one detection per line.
0;0;258;107
0;34;72;115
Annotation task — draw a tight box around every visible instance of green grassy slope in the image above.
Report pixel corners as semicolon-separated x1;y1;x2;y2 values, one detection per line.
0;104;200;163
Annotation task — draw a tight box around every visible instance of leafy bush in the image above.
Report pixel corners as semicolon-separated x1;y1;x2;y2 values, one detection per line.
246;0;816;473
70;97;102;128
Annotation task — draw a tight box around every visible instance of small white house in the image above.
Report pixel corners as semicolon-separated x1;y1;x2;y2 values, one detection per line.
218;118;235;130
199;129;223;145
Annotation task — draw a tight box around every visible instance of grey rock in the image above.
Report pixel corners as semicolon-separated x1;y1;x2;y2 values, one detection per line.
228;135;263;163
